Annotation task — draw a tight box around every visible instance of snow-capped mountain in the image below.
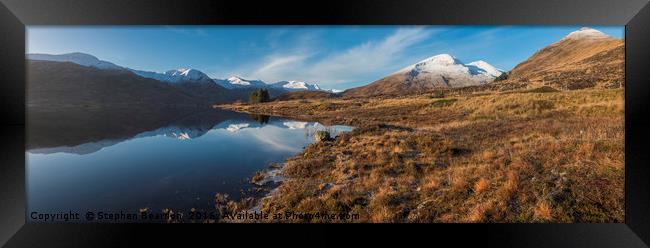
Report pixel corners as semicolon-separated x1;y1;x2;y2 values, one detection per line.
466;60;504;78
396;54;503;86
561;27;611;41
215;76;268;89
27;52;214;84
215;76;335;93
344;54;503;97
27;52;124;70
27;52;340;95
271;80;322;91
131;68;213;84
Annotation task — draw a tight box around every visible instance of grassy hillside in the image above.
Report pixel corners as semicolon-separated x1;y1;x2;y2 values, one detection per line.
219;88;624;223
27;60;204;108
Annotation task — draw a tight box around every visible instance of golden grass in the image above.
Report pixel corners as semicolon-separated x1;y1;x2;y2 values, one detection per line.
534;201;553;221
474;178;489;195
217;88;624;223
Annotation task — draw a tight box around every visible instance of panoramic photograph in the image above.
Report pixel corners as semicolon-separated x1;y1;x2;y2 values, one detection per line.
26;25;624;223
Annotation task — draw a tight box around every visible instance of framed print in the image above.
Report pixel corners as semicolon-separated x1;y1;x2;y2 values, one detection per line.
0;0;649;247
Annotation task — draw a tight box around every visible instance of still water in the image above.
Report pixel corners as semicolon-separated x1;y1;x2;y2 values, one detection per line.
26;109;351;221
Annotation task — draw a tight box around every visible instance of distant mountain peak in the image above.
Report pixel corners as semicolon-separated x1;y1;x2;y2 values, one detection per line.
212;76;267;89
225;76;265;86
227;76;252;84
27;52;123;70
397;53;502;80
271;80;322;91
563;27;610;40
467;60;504;77
418;53;462;65
344;53;503;97
27;52;216;85
131;67;212;84
170;68;192;74
164;68;210;81
394;53;467;74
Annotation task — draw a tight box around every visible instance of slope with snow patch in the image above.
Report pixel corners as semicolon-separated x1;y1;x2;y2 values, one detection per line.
271;80;322;91
131;68;213;84
215;76;268;89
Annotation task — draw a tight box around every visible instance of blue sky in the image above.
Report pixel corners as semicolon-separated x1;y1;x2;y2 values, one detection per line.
27;26;623;90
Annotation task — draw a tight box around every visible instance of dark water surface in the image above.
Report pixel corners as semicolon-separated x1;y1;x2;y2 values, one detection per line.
26;108;351;222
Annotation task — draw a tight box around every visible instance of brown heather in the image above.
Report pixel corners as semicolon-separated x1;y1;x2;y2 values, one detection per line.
218;87;624;223
474;178;489;195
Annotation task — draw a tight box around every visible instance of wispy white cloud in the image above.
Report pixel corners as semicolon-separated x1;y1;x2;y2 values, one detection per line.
212;30;320;81
245;127;302;153
303;28;432;83
247;27;433;85
253;54;312;78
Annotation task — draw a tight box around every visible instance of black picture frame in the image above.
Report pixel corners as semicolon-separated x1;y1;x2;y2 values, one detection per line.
1;0;649;247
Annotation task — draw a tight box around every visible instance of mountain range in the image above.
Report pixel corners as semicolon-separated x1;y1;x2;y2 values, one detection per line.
27;27;624;106
27;60;205;107
27;52;332;92
26;53;336;107
343;27;623;97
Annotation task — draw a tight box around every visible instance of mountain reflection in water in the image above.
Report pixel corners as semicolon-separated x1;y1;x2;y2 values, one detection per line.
26;108;352;220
